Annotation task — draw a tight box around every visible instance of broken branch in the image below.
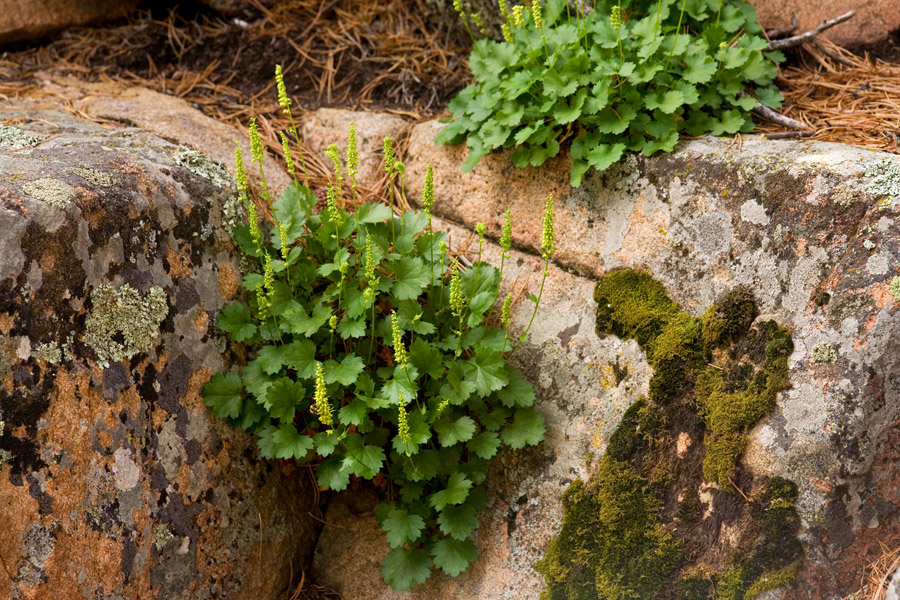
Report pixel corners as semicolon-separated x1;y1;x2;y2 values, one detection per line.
765;11;855;51
752;102;807;130
766;14;798;41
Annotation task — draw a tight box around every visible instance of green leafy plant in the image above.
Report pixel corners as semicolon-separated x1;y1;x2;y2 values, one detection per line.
204;67;549;592
437;0;785;186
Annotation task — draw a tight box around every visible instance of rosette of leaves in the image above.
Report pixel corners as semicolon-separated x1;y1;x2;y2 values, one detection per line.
203;141;546;591
436;0;785;186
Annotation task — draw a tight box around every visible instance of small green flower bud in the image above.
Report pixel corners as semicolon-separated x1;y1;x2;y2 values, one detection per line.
449;261;465;318
280;132;295;178
365;236;377;281
610;5;621;31
234;146;248;194
275;64;291;113
471;12;486;34
532;0;543;28
313;362;333;427
422;164;435;214
325;143;343;183
249;118;264;165
347;122;359;175
541;193;555;259
329;315;338;331
512;5;524;26
436;399;450;417
397;393;411;451
248;203;261;249
501;292;513;328
439;240;447;256
500;208;512;256
391;311;408;367
383;137;395;175
278;223;289;261
475;222;486;238
255;282;268;318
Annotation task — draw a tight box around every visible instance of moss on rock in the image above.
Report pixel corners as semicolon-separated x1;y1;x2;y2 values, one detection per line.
537;269;802;600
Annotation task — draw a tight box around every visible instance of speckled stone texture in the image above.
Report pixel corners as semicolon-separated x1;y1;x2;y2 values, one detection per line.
0;0;137;45
0;106;318;600
308;109;900;599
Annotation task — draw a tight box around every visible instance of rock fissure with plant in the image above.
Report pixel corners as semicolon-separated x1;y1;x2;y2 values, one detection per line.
204;68;554;592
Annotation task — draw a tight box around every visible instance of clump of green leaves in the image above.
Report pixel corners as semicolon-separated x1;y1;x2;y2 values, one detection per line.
204;67;548;592
437;0;785;186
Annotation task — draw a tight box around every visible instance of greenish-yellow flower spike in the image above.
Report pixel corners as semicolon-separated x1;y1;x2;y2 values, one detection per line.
248;203;261;250
511;5;524;26
422;164;435;213
391;311;408;367
383;137;395;174
449;261;465;318
280;132;295;178
326;185;341;224
325;143;342;181
471;13;486;34
452;0;464;16
313;362;333;427
501;292;513;328
263;253;275;298
397;394;411;450
255;282;269;318
498;0;508;16
275;64;291;113
610;5;621;30
329;315;338;332
347;121;359;174
532;0;543;28
365;235;377;281
234;146;248;194
278;223;289;261
541;193;555;259
249;118;264;164
502;23;513;42
500;208;512;256
475;222;486;238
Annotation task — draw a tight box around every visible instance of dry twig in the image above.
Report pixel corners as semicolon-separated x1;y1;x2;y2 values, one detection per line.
766;11;856;51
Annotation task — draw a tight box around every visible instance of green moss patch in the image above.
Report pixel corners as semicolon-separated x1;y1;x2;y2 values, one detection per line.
536;269;802;600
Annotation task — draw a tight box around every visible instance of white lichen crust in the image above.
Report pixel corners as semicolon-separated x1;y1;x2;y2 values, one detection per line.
83;283;168;367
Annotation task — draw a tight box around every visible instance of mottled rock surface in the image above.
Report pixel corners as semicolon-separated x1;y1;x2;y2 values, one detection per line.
752;0;900;46
300;108;407;192
308;109;900;599
0;0;136;46
0;106;318;600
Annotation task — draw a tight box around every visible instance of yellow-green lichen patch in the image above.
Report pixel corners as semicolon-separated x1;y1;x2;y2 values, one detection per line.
864;159;900;201
83;283;168;368
0;124;42;149
66;165;115;187
33;342;62;365
889;276;900;304
174;148;230;189
809;343;837;364
21;177;76;208
538;269;802;600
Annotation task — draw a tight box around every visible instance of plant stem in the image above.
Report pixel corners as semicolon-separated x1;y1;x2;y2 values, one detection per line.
508;256;549;357
664;0;687;72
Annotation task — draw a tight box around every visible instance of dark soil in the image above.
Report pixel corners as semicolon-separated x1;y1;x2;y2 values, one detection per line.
845;27;900;63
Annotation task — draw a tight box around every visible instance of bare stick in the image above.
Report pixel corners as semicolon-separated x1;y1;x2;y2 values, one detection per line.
765;11;855;51
766;14;798;40
811;38;857;68
761;131;817;140
752;102;807;130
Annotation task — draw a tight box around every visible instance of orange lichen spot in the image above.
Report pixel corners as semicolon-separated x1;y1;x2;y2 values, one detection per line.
217;262;241;300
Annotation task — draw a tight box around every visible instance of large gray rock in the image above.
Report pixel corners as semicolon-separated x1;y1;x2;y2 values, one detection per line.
304;109;900;599
0;106;318;600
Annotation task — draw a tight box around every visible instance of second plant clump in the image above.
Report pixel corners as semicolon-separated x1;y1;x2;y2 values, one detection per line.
204;67;548;592
439;0;785;185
